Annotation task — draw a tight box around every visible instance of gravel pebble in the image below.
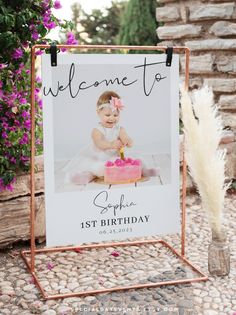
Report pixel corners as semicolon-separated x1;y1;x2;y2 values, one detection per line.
57;305;72;314
0;295;11;303
42;310;57;315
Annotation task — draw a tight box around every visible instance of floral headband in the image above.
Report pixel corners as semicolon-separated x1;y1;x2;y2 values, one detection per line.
98;96;124;112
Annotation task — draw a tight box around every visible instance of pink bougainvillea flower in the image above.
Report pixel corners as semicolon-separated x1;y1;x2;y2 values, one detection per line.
36;139;41;145
2;131;8;139
54;0;62;9
12;48;23;59
2;122;9;129
0;178;13;192
14;120;20;127
4;141;11;148
19;97;27;104
21;110;30;118
38;99;43;109
10;157;17;164
46;262;54;270
111;251;120;257
6;184;13;191
43;15;50;24
20;156;29;163
10;93;17;101
35;50;43;56
43;0;50;7
19;133;29;145
14;68;22;75
22;42;29;48
61;32;78;52
24;120;31;130
32;31;39;41
46;21;56;29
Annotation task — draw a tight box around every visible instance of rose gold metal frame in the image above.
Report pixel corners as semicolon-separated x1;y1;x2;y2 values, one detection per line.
21;44;208;300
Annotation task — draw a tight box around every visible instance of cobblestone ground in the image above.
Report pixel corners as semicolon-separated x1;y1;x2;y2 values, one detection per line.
0;193;235;315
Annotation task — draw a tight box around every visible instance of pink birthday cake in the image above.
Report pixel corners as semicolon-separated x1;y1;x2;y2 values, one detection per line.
104;158;142;184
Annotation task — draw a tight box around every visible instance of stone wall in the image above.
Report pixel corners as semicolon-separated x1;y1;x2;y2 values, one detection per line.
156;0;236;178
0;156;45;248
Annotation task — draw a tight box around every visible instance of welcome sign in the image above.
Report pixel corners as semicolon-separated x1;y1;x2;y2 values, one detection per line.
42;53;180;247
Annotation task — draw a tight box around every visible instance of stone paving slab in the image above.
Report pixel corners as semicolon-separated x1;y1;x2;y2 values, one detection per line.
0;193;235;315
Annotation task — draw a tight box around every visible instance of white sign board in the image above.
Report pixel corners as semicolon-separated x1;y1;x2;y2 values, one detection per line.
42;53;180;247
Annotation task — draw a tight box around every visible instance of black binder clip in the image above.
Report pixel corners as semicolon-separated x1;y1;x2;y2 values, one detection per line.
50;43;57;67
166;47;173;67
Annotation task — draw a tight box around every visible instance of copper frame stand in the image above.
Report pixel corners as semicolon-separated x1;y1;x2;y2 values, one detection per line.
21;44;208;300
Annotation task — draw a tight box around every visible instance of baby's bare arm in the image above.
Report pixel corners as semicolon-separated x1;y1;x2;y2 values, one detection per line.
119;127;133;147
92;129;122;150
92;129;111;150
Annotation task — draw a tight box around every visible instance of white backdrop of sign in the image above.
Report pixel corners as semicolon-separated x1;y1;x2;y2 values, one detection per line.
42;53;180;247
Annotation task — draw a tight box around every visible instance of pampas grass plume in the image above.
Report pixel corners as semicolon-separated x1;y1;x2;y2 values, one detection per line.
181;86;229;237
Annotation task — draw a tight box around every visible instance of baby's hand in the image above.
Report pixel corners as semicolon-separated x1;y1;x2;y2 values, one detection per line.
111;140;123;150
122;137;133;148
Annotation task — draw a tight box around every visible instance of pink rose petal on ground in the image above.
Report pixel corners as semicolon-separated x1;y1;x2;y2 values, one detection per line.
46;262;54;270
111;251;120;257
28;277;35;284
98;277;104;285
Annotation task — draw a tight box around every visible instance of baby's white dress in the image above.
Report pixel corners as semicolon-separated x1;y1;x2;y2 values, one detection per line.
62;123;121;183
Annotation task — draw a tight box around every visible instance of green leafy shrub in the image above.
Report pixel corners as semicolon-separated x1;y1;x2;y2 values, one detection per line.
0;0;75;191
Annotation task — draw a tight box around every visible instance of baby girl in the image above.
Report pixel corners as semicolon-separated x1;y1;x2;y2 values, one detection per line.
63;90;158;185
63;91;133;184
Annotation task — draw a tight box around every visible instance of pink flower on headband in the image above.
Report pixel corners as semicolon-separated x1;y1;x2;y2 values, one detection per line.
110;97;124;111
